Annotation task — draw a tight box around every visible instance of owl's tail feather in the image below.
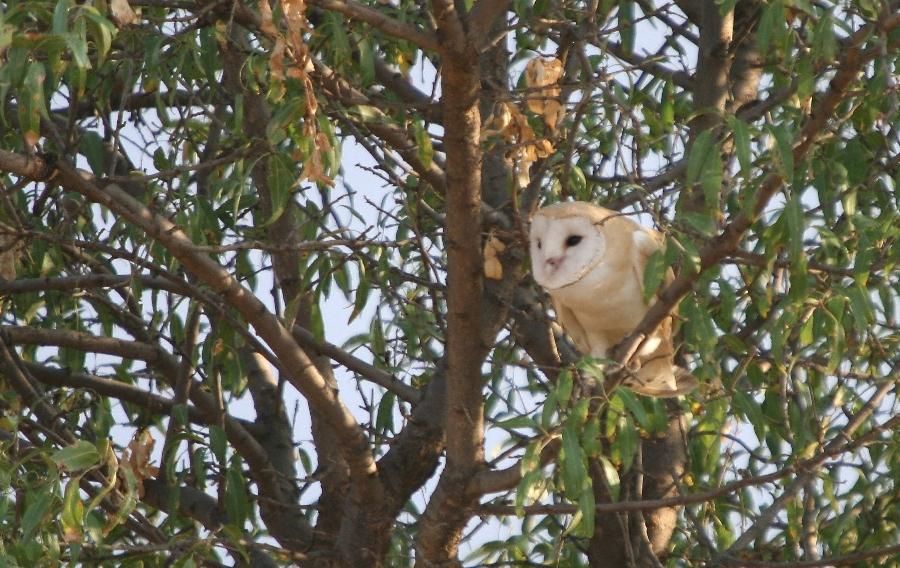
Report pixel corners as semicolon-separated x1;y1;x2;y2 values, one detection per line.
625;365;698;398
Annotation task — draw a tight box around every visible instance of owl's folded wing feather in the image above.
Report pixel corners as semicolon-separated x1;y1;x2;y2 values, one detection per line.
551;298;593;355
630;227;669;295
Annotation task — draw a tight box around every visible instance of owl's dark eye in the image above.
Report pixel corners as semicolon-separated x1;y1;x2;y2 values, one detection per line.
536;239;542;250
565;235;583;247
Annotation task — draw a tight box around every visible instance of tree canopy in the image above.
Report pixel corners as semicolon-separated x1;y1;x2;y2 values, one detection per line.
0;0;897;566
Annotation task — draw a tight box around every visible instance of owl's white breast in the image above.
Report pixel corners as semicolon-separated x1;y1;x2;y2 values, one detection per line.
548;258;648;333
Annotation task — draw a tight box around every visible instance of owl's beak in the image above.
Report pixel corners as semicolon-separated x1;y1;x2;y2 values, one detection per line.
545;256;564;270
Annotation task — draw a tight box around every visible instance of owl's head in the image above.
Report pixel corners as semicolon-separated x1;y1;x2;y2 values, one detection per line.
529;202;611;290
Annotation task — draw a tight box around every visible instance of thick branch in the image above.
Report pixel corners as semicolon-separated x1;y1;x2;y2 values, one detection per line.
309;0;440;52
431;0;468;54
467;0;511;49
23;362;217;426
0;273;191;296
414;13;485;563
689;1;734;136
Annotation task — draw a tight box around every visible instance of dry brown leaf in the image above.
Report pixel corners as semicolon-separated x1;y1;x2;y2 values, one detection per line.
523;58;564;130
512;148;532;189
120;430;159;498
542;99;563;132
524;57;564;89
534;138;554;157
259;0;278;37
269;38;287;82
110;0;138;27
481;103;512;140
483;233;506;280
485;100;557;189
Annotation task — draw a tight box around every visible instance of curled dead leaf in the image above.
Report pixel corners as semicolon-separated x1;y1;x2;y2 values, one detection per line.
120;430;159;498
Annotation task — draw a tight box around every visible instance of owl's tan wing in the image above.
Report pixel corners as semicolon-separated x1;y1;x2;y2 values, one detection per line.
630;227;669;295
626;228;699;397
551;297;592;355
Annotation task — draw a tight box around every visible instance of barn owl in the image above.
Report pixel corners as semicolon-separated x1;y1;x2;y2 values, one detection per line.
529;201;697;397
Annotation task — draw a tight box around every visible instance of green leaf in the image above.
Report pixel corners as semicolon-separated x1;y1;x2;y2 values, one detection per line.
783;194;804;263
770;122;794;180
596;455;620;501
615;389;650;430
733;391;766;441
618;0;634;53
685;130;723;209
823;298;847;372
53;0;70;34
561;421;587;500
496;415;540;432
682;296;717;353
210;425;228;465
845;284;873;332
757;0;785;56
349;270;371;323
642;249;667;302
376;391;396;434
64;32;90;70
581;415;602;457
22;490;55;540
515;469;543;514
52;441;101;471
728;116;752;176
264;153;295;226
357;35;375;85
413;119;434;169
79;131;107;175
84;10;115;64
19;62;48;145
555;369;573;408
61;477;85;542
574;486;596;537
660;81;674;129
612;416;638;472
541;390;558;431
224;458;249;528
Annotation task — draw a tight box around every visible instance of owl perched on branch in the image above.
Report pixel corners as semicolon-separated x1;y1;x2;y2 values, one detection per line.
529;201;697;398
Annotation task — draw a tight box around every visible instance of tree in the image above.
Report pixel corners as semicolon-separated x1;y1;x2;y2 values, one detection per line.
0;0;897;565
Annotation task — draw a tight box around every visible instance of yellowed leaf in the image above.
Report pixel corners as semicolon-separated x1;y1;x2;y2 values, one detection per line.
483;233;506;280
